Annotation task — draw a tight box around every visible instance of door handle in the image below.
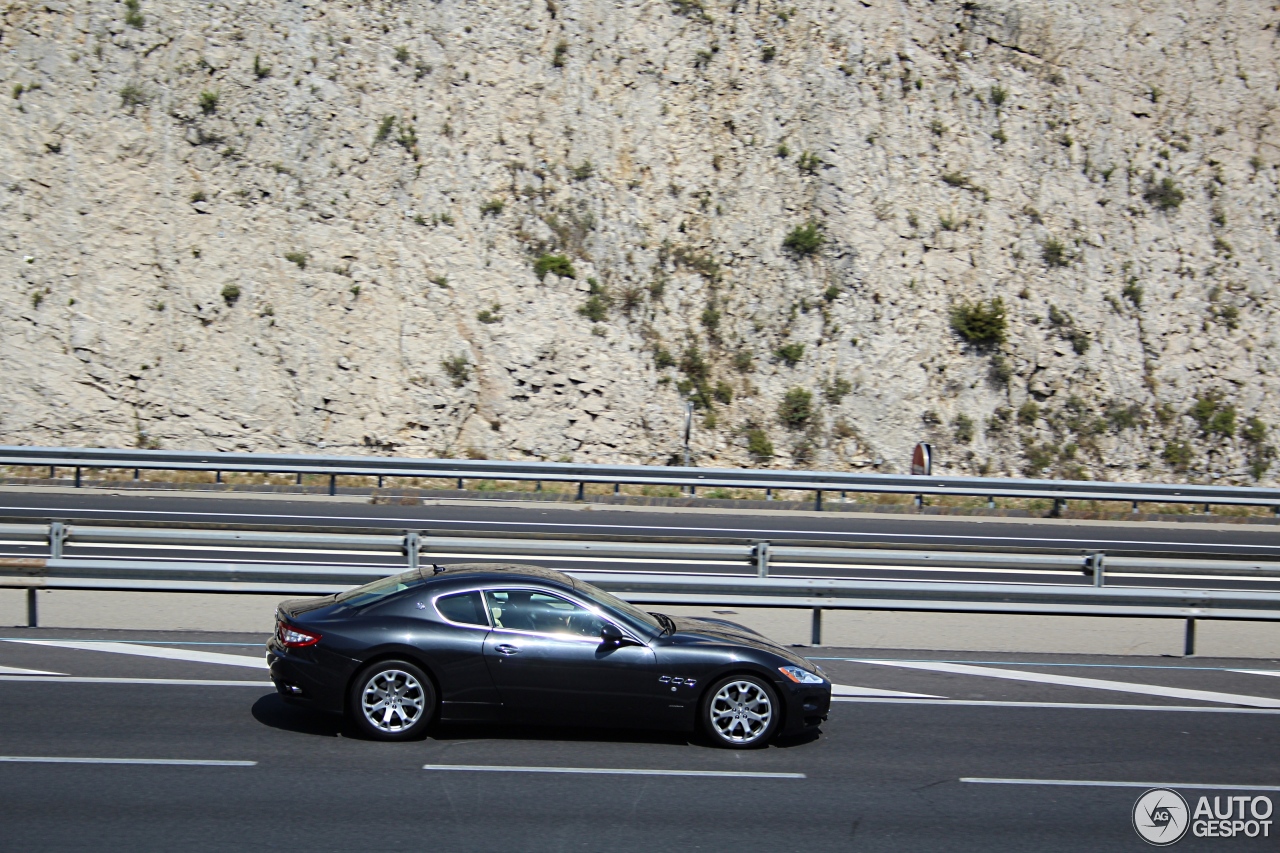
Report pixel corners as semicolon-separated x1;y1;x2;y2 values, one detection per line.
495;644;520;656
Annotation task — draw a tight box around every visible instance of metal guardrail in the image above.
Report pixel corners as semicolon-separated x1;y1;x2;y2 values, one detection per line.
1;444;1278;511
2;520;1280;653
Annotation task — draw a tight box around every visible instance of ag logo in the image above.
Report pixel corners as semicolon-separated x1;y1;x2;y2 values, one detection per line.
1134;788;1190;846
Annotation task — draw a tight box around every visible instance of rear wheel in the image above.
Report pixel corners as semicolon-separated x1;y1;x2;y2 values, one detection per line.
701;674;779;749
348;660;435;741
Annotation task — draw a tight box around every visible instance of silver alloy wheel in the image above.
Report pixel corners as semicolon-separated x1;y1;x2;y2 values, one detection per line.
708;679;773;744
360;668;426;733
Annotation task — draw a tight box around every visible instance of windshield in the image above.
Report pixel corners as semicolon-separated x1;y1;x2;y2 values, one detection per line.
335;569;423;607
574;580;662;633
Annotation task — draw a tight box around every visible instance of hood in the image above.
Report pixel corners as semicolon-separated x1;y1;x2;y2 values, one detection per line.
670;616;814;670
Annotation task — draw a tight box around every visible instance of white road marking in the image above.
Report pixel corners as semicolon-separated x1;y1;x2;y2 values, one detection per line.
831;683;941;698
0;503;1272;551
0;665;64;676
4;640;268;669
854;659;1280;708
422;764;805;779
962;777;1280;791
1231;669;1280;678
831;696;1280;714
0;756;255;767
0;675;268;686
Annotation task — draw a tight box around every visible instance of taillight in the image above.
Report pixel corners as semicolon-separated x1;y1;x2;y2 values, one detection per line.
277;622;321;647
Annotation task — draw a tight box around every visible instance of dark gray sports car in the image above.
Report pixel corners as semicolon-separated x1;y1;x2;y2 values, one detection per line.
266;563;830;748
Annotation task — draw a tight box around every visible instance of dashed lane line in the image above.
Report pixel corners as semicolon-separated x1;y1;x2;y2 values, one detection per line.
831;696;1280;714
852;659;1280;708
4;639;268;669
962;778;1280;791
0;756;255;767
422;764;805;779
831;683;942;698
0;665;65;676
0;676;268;686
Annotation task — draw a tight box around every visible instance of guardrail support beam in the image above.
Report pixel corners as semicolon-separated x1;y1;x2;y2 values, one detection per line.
74;467;81;488
49;522;66;559
1089;552;1105;587
404;530;421;572
815;491;823;511
1184;618;1196;656
329;474;336;496
576;482;584;501
754;542;770;578
26;589;37;628
811;609;822;646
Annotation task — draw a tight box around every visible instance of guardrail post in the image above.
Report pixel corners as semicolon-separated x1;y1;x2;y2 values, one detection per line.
74;467;81;488
576;482;585;500
49;522;66;559
377;476;383;488
404;530;421;572
811;609;822;646
1203;503;1211;515
27;589;37;628
295;473;303;485
48;466;55;480
536;481;542;492
614;482;620;495
914;494;923;510
1133;501;1140;514
1088;552;1105;587
754;542;770;578
328;474;336;496
457;478;464;490
133;468;140;481
215;470;222;484
987;496;995;510
815;491;823;511
1184;618;1196;656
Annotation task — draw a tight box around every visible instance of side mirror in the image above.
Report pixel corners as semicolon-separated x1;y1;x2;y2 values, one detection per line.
600;623;624;645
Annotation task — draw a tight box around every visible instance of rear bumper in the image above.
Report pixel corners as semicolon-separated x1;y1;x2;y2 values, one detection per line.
266;640;348;714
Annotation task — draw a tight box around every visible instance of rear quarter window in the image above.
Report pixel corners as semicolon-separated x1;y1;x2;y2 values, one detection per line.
434;591;489;627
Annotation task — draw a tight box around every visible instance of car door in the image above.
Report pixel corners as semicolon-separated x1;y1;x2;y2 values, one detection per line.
480;588;661;727
411;589;501;722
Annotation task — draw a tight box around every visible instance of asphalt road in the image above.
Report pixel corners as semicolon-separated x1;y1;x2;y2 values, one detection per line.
1;488;1278;592
1;628;1279;851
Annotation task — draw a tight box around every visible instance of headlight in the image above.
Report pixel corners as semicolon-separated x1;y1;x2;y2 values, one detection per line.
779;665;825;684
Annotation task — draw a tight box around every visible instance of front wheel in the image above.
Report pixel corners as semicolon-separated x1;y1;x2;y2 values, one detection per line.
348;660;435;741
701;674;780;749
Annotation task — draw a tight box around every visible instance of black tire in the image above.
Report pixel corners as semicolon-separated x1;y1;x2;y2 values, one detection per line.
347;660;435;741
700;674;780;749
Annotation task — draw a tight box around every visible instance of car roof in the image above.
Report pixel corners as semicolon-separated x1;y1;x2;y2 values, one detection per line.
424;562;579;590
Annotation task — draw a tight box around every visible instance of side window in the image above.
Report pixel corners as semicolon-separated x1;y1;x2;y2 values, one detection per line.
434;591;489;627
485;590;607;640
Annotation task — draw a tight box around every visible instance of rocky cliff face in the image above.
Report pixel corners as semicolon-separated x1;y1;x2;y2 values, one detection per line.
2;0;1278;482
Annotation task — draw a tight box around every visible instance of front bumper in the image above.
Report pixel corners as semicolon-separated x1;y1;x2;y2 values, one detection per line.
779;683;832;734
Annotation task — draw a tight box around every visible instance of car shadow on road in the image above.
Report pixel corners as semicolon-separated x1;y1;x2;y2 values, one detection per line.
251;695;823;749
429;722;822;750
251;693;352;738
